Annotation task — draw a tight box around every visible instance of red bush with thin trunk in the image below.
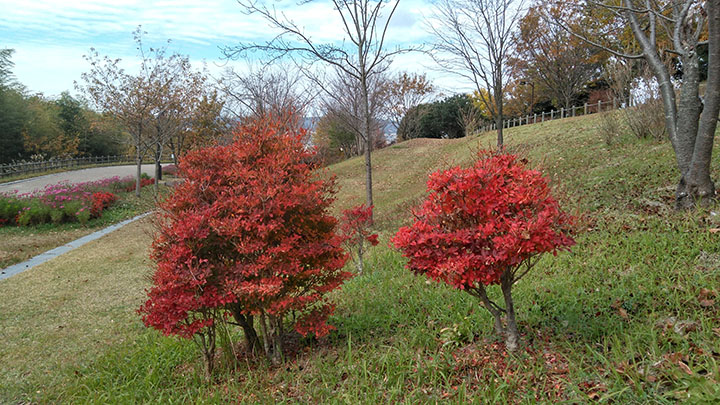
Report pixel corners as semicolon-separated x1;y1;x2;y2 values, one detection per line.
139;116;350;373
339;204;379;274
392;152;575;351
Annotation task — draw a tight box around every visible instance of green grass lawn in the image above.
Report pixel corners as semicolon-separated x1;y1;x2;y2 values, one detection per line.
2;112;720;403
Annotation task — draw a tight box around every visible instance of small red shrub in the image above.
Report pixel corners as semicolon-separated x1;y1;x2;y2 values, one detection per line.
124;177;154;192
339;204;379;273
392;152;575;351
90;191;118;217
139;115;350;373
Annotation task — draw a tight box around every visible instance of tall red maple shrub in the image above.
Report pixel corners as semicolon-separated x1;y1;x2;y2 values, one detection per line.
139;116;350;372
392;152;575;351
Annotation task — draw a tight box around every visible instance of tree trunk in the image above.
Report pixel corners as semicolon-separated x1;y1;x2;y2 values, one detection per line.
678;1;720;208
674;51;711;208
360;73;374;217
623;0;717;208
258;311;272;360
135;147;142;198
474;285;505;337
271;315;284;365
356;243;364;274
500;271;519;352
154;141;162;195
201;330;216;379
231;305;262;354
495;77;504;149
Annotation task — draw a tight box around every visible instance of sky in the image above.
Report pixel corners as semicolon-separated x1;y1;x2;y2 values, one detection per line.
0;0;468;99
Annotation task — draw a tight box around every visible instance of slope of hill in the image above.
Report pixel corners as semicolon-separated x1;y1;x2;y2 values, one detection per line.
2;111;720;403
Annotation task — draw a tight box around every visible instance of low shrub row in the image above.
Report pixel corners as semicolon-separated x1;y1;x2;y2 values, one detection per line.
0;174;153;227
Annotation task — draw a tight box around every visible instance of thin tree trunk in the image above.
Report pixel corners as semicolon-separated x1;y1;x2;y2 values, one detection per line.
356;244;364;274
500;271;519;352
231;305;262;354
258;311;271;359
473;285;505;337
135;147;142;198
495;77;504;148
271;315;284;365
201;329;216;379
154;141;162;194
360;73;374;217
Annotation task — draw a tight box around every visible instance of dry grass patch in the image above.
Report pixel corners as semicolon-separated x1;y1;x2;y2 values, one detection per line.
0;218;153;400
0;227;105;269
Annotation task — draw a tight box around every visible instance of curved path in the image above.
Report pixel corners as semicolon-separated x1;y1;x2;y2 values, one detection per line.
0;212;152;281
0;164;156;195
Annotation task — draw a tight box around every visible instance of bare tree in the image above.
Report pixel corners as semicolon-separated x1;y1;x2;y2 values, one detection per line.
428;0;525;148
458;98;483;136
322;67;390;154
218;64;315;133
226;0;409;214
555;0;719;208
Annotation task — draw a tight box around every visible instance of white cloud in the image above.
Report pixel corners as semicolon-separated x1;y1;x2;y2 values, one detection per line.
0;0;476;96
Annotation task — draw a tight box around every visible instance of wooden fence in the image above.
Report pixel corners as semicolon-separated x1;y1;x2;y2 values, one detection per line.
479;96;635;133
0;155;135;179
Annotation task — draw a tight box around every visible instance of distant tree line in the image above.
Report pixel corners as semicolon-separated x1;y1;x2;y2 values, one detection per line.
0;49;124;164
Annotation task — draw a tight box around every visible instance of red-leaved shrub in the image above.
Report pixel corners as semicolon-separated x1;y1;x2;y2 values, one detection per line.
90;191;118;217
339;204;379;274
124;177;154;192
392;152;575;351
161;164;179;176
139;116;350;374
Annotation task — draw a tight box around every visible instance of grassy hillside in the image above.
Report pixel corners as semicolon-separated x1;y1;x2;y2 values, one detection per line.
2;111;720;403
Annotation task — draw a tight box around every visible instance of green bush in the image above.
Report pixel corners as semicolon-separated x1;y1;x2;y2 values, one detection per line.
17;201;51;226
0;196;24;225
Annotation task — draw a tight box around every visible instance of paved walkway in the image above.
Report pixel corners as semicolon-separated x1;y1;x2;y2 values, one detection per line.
0;212;152;281
0;164;156;194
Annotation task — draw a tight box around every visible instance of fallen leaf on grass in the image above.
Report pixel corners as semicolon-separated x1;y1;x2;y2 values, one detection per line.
708;228;720;234
699;299;715;308
673;320;698;336
698;288;716;308
677;361;693;375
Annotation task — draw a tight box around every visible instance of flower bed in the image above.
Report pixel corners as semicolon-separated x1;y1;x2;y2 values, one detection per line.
0;174;153;227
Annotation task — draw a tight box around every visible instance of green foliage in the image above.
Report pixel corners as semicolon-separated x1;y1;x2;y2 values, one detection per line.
314;112;359;164
397;94;478;140
0;48;15;88
0;196;23;225
16;200;52;226
0;86;28;163
0;52;125;164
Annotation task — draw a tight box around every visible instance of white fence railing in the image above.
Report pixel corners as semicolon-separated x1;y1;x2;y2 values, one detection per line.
479;97;634;133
